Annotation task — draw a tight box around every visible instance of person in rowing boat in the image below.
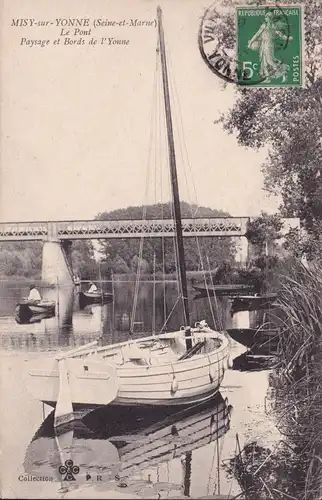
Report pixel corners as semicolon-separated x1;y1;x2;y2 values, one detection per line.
87;282;98;293
28;285;42;302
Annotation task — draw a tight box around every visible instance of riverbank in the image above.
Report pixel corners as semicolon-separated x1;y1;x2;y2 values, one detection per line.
226;262;322;500
272;263;322;500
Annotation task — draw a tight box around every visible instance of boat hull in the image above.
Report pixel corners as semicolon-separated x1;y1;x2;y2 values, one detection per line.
230;294;277;313
15;300;56;317
193;284;255;296
43;385;222;409
26;330;229;410
78;291;113;309
227;327;279;352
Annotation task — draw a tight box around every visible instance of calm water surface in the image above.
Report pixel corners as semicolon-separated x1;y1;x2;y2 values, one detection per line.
0;281;280;499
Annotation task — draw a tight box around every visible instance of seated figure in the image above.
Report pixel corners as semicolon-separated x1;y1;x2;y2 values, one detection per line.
88;282;98;293
28;285;42;301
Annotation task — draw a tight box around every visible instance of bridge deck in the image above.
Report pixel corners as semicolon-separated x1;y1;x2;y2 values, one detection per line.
0;218;249;241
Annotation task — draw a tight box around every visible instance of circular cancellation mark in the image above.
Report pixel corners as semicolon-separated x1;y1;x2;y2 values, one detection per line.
198;2;302;87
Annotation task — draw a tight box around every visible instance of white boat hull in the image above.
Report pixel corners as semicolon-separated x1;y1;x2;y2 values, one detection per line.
26;328;229;410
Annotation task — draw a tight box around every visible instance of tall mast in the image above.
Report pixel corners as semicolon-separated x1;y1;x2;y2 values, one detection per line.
157;6;191;336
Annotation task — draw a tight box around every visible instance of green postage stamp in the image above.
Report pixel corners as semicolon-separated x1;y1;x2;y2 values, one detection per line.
236;5;303;87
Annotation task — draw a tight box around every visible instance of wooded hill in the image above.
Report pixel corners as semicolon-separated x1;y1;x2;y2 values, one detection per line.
96;202;237;275
0;203;236;279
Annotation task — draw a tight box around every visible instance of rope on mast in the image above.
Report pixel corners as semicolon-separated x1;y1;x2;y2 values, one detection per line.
157;7;190;336
130;49;159;334
166;40;219;329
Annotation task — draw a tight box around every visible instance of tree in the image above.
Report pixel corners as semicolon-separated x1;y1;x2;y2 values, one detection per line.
0;240;97;279
130;255;150;274
71;240;97;279
112;256;130;273
96;202;237;273
246;212;283;250
0;242;42;278
218;0;322;259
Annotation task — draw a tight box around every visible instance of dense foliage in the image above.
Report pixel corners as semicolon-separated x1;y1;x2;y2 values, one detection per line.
71;240;98;279
0;240;97;280
0;203;237;278
245;213;283;248
0;242;42;279
96;202;237;274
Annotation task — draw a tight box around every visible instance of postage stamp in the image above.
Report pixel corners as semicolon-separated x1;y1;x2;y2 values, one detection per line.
236;5;303;87
199;2;304;87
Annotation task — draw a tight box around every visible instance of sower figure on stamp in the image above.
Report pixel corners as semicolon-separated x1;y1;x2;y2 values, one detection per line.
247;10;293;83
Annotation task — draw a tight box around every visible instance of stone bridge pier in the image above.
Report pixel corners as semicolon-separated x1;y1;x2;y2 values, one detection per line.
41;239;74;286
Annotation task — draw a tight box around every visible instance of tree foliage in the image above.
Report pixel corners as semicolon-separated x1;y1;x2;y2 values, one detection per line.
218;0;322;259
71;240;97;279
96;202;237;273
246;212;284;247
0;242;42;278
0;203;237;278
0;240;97;279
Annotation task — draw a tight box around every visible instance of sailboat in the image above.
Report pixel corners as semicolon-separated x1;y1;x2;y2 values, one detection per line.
25;7;230;427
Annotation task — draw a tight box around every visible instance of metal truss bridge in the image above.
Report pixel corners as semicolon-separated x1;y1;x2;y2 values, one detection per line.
0;217;250;241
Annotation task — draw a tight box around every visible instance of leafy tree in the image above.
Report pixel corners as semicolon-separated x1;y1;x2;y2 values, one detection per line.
71;240;97;279
0;242;42;278
0;240;97;279
96;202;237;273
246;212;284;251
217;0;322;259
130;255;150;274
112;255;130;273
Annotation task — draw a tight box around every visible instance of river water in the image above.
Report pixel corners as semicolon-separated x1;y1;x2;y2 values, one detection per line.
0;280;280;499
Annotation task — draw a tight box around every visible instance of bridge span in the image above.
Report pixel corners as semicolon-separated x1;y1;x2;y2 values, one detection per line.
0;217;250;241
0;217;252;285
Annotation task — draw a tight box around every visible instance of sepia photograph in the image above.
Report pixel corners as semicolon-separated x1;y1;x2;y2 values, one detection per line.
0;0;321;499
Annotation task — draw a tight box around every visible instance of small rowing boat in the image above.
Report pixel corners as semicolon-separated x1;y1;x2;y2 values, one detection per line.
78;290;113;309
227;327;279;351
15;299;56;317
193;283;256;296
230;293;277;314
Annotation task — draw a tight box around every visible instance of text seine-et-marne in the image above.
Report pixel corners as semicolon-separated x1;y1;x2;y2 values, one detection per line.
11;18;156;28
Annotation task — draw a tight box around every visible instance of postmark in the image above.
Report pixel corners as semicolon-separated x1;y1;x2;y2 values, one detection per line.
199;3;303;87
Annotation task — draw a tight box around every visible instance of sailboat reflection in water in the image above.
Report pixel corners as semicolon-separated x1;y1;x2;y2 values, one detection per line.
24;395;232;496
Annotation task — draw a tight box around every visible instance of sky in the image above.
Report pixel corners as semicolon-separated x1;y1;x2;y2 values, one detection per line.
0;0;280;223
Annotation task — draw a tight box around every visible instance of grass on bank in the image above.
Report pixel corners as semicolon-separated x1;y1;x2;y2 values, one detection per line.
226;261;322;500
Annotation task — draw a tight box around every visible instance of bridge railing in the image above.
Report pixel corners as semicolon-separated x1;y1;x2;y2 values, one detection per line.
0;217;249;241
56;218;248;238
0;221;48;240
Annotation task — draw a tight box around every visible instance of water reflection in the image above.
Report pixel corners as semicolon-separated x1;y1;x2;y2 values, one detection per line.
15;309;55;325
232;352;277;371
0;280;284;499
0;281;234;350
24;395;232;497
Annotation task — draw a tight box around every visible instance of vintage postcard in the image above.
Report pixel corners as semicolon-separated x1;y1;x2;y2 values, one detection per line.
1;0;321;499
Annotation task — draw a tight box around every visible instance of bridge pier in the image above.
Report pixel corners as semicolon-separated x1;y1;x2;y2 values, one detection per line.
42;284;74;334
41;240;74;286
